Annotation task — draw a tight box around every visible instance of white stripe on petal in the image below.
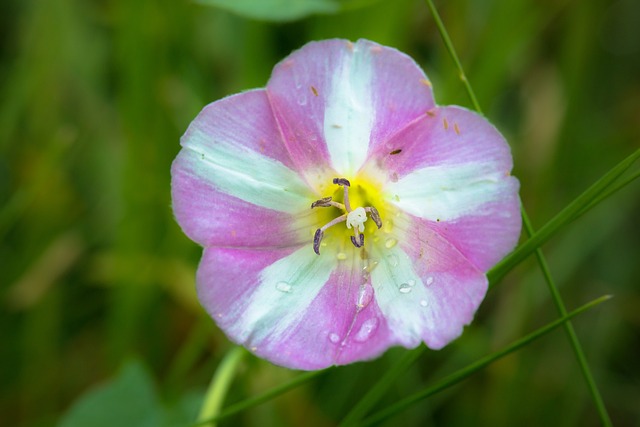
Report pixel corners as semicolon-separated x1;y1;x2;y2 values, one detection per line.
181;130;310;213
230;247;336;345
323;44;374;175
385;162;517;221
370;246;434;347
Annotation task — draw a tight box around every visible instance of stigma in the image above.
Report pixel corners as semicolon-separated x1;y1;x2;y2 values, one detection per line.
311;178;382;255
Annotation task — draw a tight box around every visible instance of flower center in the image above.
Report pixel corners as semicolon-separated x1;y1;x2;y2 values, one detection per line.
310;178;382;255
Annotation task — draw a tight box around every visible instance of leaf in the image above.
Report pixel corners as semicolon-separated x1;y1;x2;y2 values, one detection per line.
195;0;340;22
58;360;165;427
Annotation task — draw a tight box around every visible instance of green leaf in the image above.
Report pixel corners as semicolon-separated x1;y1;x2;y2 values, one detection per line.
58;360;164;427
195;0;340;22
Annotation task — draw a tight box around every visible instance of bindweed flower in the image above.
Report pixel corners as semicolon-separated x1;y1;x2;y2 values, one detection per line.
171;39;521;370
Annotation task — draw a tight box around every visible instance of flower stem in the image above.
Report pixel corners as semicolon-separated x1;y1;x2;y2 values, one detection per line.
521;210;612;427
197;346;246;427
424;0;483;114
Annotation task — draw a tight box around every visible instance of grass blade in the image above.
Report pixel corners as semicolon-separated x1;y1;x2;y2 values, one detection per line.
190;368;327;426
360;295;612;426
338;347;425;427
489;148;640;286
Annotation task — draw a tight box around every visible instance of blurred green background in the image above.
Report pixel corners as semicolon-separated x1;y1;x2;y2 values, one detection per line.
1;0;639;426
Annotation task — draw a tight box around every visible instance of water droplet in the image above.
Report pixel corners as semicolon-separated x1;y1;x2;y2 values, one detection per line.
354;318;379;342
382;220;393;233
336;252;347;260
399;283;412;293
426;276;434;286
357;283;374;310
275;281;292;293
420;299;429;307
297;96;307;106
407;279;416;287
386;254;399;267
362;260;379;275
329;333;340;344
385;238;397;249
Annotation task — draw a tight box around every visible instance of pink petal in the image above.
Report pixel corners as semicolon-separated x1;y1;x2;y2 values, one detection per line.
267;39;435;176
369;106;514;180
197;245;406;369
171;89;313;248
370;220;488;350
371;106;521;271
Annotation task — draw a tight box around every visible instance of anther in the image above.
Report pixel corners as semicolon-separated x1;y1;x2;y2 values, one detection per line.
311;197;333;208
333;177;350;187
366;207;382;229
313;229;324;255
350;233;365;248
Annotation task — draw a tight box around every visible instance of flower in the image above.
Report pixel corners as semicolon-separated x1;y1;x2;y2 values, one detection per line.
171;39;521;370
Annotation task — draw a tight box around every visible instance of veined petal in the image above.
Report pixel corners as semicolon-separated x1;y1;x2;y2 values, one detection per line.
370;225;488;349
172;90;313;247
267;39;435;176
385;160;519;221
197;246;349;369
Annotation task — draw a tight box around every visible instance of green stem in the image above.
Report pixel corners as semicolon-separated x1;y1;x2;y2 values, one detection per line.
521;210;612;427
191;369;326;426
360;295;612;426
197;346;246;427
425;0;483;114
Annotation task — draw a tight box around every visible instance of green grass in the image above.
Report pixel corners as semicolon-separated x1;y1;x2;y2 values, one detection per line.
1;0;639;426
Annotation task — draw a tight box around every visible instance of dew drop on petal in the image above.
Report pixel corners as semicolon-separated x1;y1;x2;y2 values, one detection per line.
426;276;434;286
399;283;412;293
362;259;379;275
336;252;347;261
407;279;416;287
357;283;374;310
383;220;393;234
420;299;429;307
385;238;397;249
329;333;340;344
275;281;292;293
354;318;379;342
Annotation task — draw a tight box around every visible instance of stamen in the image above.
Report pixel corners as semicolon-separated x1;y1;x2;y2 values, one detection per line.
332;178;350;187
365;207;382;229
310;178;383;255
332;177;352;212
350;233;365;248
311;197;332;208
313;229;324;255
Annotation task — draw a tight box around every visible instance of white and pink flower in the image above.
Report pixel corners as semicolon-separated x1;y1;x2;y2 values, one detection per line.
171;39;521;370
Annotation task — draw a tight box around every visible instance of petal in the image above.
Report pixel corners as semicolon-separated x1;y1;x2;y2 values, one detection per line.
197;244;412;369
422;199;521;271
267;39;435;177
373;106;521;269
171;89;314;247
196;246;346;369
370;224;488;349
368;106;514;179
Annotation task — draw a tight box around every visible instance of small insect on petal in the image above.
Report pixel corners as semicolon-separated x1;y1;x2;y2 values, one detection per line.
389;149;402;155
